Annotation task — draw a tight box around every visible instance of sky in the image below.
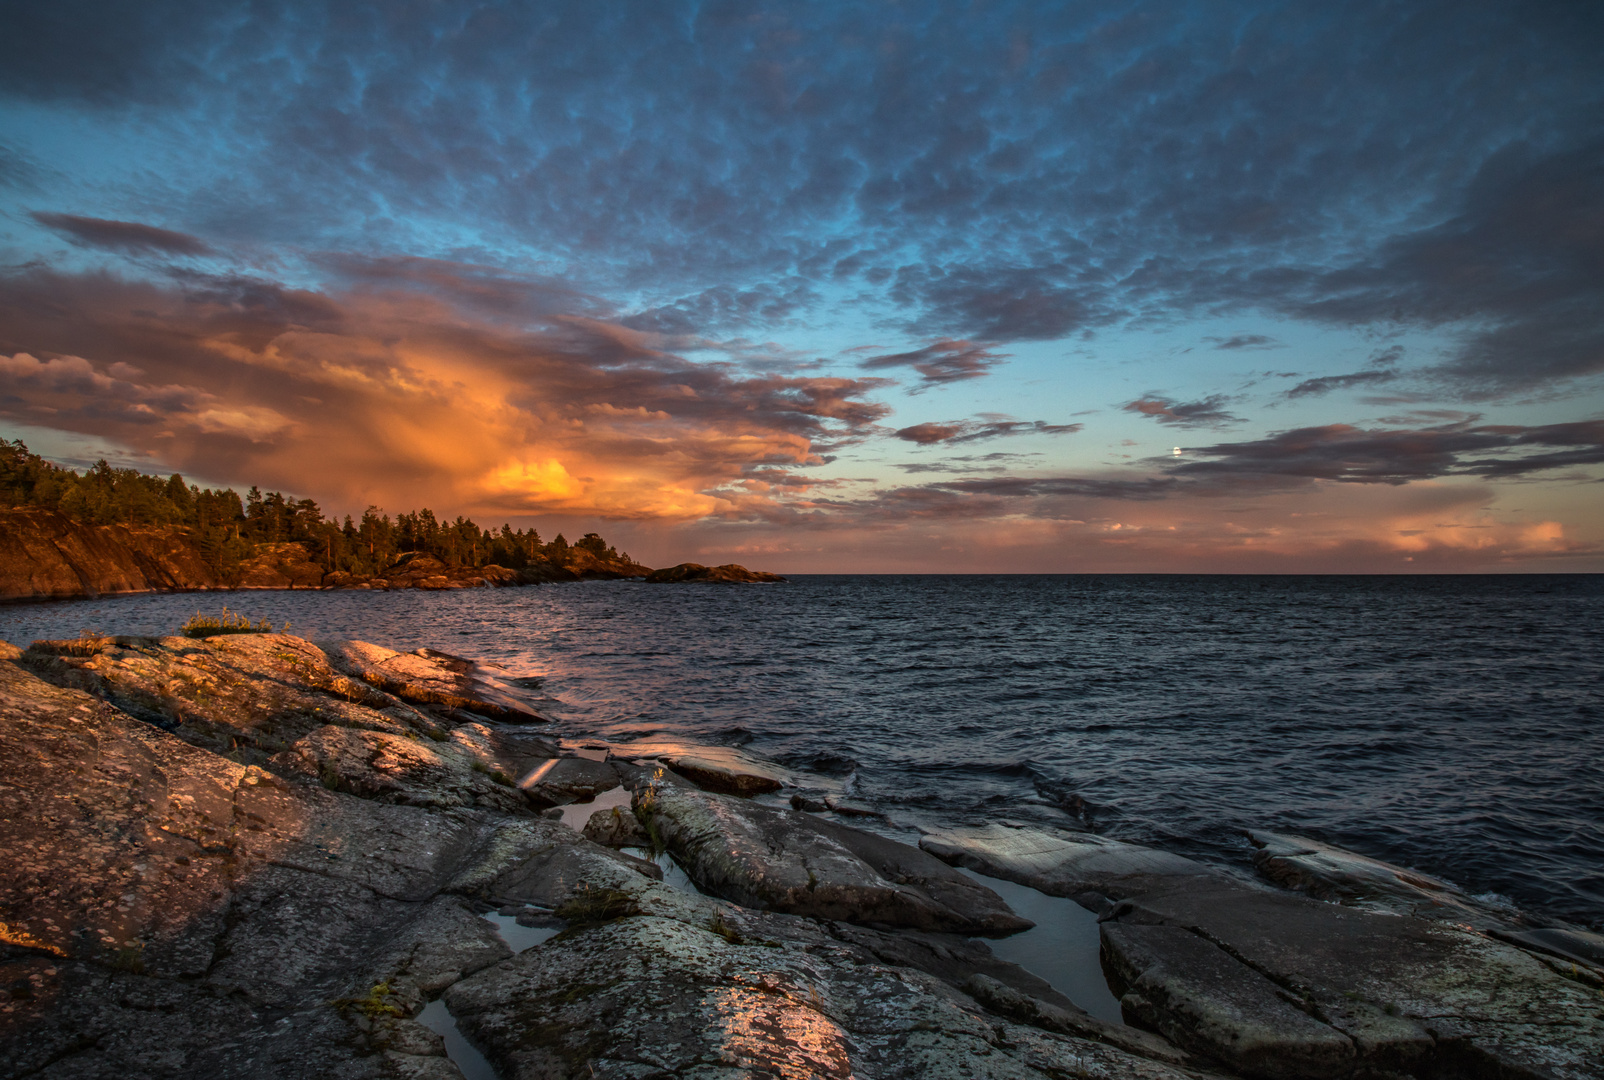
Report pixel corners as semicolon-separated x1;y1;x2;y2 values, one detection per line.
1;0;1601;572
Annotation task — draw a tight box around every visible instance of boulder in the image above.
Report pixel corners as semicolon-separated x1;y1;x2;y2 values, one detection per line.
319;639;548;722
635;783;1033;935
517;756;621;807
279;723;526;813
1097;875;1604;1079
20;632;436;764
1487;925;1604;980
926;822;1604;1079
583;803;652;848
962;972;1190;1065
1102;922;1358;1079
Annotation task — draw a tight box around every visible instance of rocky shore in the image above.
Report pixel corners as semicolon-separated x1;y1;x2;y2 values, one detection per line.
1;630;1601;1079
0;509;783;601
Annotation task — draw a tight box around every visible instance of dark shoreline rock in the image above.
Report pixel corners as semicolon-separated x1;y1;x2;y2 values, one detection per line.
642;561;786;583
4;629;1600;1080
922;820;1604;1080
635;781;1035;936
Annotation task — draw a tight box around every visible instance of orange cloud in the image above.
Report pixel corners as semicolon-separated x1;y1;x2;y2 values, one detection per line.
0;267;889;521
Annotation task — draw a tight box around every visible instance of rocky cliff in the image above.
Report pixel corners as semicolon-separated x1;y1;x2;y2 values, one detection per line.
0;508;222;601
0;511;683;601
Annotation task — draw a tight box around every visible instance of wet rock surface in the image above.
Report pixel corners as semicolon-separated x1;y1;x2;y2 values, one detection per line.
920;821;1215;907
925;821;1604;1080
4;629;1601;1080
611;738;796;795
635;781;1035;936
1248;829;1508;926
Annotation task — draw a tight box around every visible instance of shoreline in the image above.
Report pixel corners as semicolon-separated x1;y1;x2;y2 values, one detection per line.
1;628;1601;1078
0;507;782;603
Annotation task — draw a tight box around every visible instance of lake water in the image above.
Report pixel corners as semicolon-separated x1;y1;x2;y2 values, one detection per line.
3;574;1600;930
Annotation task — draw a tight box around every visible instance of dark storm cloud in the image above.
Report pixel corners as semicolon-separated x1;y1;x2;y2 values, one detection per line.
1123;396;1242;427
935;475;1180;501
1283;369;1398;398
1290;141;1604;393
1173;420;1604;485
892;419;1081;444
0;0;1600;391
314;253;608;322
31;212;213;256
860;340;1009;387
893;452;1034;474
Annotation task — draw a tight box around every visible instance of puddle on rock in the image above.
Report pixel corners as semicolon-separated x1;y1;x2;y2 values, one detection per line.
417;998;497;1080
557;784;632;831
959;868;1124;1025
621;846;702;893
482;911;560;953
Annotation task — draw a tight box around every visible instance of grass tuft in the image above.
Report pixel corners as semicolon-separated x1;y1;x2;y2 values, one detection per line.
554;886;640;930
181;607;286;639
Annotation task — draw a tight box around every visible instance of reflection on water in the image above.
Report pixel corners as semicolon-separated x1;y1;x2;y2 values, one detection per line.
4;574;1600;928
557;785;631;832
416;998;496;1080
620;845;702;893
482;911;559;953
962;869;1123;1025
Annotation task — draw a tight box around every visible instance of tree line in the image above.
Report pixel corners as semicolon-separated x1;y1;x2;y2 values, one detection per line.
0;439;629;579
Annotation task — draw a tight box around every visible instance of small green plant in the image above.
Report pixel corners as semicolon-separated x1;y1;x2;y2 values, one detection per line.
490;770;514;787
336;981;405;1018
707;910;743;945
181;607;285;639
470;759;489;773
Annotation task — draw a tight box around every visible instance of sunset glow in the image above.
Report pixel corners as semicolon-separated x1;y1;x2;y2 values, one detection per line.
2;2;1600;571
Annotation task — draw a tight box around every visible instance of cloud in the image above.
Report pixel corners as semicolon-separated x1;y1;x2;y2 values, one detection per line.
1290;140;1604;393
893;452;1035;474
0;264;889;519
1123;395;1242;427
0;2;1598;399
1207;334;1283;351
31;212;213;256
1173;420;1604;485
859;339;1009;387
1283;369;1399;398
892;418;1082;444
620;280;820;335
